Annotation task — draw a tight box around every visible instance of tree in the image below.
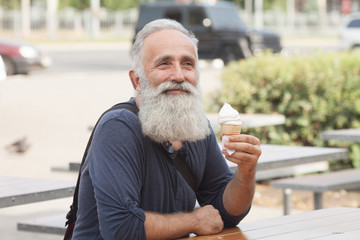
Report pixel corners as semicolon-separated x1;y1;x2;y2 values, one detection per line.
0;0;21;9
59;0;89;10
101;0;142;10
229;0;286;11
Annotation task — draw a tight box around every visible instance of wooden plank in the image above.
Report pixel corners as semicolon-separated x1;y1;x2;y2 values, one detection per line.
239;208;360;239
206;113;286;131
69;144;347;175
321;128;360;142
227;144;348;171
180;208;360;239
178;227;247;240
239;207;350;232
245;210;360;239
0;176;75;208
272;217;360;239
314;229;360;239
17;214;66;235
271;168;360;192
255;161;328;181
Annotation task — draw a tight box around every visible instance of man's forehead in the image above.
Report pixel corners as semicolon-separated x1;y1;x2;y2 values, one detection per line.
144;29;194;49
143;29;196;61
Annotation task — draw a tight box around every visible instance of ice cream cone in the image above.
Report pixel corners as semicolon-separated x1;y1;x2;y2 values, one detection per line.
221;123;242;135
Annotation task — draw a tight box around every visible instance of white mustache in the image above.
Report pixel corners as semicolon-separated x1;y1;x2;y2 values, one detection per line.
157;81;196;95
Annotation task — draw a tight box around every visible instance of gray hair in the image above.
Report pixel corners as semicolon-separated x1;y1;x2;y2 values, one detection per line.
130;19;199;77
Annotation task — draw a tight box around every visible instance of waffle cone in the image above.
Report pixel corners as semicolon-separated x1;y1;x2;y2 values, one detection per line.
221;124;242;135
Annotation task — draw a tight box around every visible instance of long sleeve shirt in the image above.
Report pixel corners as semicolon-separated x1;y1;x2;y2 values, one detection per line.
72;98;248;240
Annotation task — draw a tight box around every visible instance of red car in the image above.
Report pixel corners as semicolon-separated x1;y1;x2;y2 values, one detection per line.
0;38;51;75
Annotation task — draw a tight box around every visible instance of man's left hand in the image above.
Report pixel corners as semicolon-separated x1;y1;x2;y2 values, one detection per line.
221;134;261;173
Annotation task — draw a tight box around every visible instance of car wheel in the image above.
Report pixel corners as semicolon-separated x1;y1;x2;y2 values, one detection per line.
3;56;16;75
351;44;360;50
221;46;240;65
239;37;253;58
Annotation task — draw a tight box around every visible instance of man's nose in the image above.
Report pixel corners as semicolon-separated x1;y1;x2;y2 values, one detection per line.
169;64;185;83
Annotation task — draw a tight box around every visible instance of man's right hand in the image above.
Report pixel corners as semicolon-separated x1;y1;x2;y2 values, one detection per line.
192;205;224;235
144;205;223;239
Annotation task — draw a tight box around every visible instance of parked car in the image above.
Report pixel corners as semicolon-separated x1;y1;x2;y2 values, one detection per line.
339;12;360;50
0;38;51;75
0;55;6;81
133;1;282;64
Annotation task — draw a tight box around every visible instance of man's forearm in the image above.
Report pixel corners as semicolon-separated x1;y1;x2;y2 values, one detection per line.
222;168;256;217
144;211;195;239
144;205;224;239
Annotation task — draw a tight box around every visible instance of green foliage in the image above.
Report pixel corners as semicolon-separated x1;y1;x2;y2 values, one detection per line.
101;0;142;10
0;0;21;9
59;0;89;10
209;50;360;168
228;0;286;11
58;0;142;10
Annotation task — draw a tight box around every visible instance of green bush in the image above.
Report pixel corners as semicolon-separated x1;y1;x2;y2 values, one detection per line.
208;50;360;168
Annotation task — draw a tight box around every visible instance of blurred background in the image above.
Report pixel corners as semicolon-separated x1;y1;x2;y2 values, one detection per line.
0;0;358;40
0;0;360;239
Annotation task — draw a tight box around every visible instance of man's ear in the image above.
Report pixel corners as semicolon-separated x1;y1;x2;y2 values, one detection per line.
129;70;141;91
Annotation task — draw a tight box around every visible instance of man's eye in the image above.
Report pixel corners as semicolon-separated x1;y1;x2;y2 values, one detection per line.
184;62;194;67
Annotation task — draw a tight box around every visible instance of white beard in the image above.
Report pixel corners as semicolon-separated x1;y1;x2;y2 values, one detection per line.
137;78;210;143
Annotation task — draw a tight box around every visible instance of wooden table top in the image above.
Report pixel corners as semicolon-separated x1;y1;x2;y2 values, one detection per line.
206;113;286;131
69;144;348;173
0;176;75;208
227;144;348;171
321;128;360;142
180;207;360;239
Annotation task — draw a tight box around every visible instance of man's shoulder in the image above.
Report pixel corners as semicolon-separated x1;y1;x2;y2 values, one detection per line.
99;107;139;128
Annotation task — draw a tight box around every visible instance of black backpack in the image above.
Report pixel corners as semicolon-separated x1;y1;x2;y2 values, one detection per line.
63;102;196;240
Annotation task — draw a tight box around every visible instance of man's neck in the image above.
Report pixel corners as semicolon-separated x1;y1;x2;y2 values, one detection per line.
171;141;183;151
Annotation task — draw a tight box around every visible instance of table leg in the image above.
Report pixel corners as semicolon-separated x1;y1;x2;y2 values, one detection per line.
314;192;323;209
283;188;292;215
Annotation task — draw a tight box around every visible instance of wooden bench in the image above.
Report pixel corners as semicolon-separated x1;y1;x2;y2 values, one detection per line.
271;168;360;215
18;214;66;235
0;176;75;208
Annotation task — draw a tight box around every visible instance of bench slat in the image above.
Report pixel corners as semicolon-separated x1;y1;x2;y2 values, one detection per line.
271;168;360;215
271;168;360;192
17;214;66;235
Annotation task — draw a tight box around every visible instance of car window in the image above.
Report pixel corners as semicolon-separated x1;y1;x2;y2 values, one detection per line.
188;8;206;26
347;19;360;28
165;8;182;23
205;6;246;30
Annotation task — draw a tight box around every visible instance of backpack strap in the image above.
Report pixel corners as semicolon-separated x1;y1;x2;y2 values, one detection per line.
160;141;197;192
65;102;139;228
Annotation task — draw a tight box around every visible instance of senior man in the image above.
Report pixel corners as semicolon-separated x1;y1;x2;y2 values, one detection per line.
72;19;261;239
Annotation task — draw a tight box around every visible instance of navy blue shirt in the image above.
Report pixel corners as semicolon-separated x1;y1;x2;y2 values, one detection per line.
72;99;248;239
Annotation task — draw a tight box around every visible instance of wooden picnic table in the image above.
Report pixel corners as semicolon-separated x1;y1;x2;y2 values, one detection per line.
0;176;75;208
227;144;348;171
180;207;360;239
321;128;360;142
69;144;347;173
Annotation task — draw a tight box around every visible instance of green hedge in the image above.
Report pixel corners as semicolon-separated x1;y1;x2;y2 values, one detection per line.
207;50;360;168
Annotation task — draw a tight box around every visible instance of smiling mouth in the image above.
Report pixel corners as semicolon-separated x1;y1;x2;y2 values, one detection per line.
163;88;190;95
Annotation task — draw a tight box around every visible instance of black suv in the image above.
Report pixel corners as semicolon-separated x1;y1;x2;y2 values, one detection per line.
134;1;282;64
